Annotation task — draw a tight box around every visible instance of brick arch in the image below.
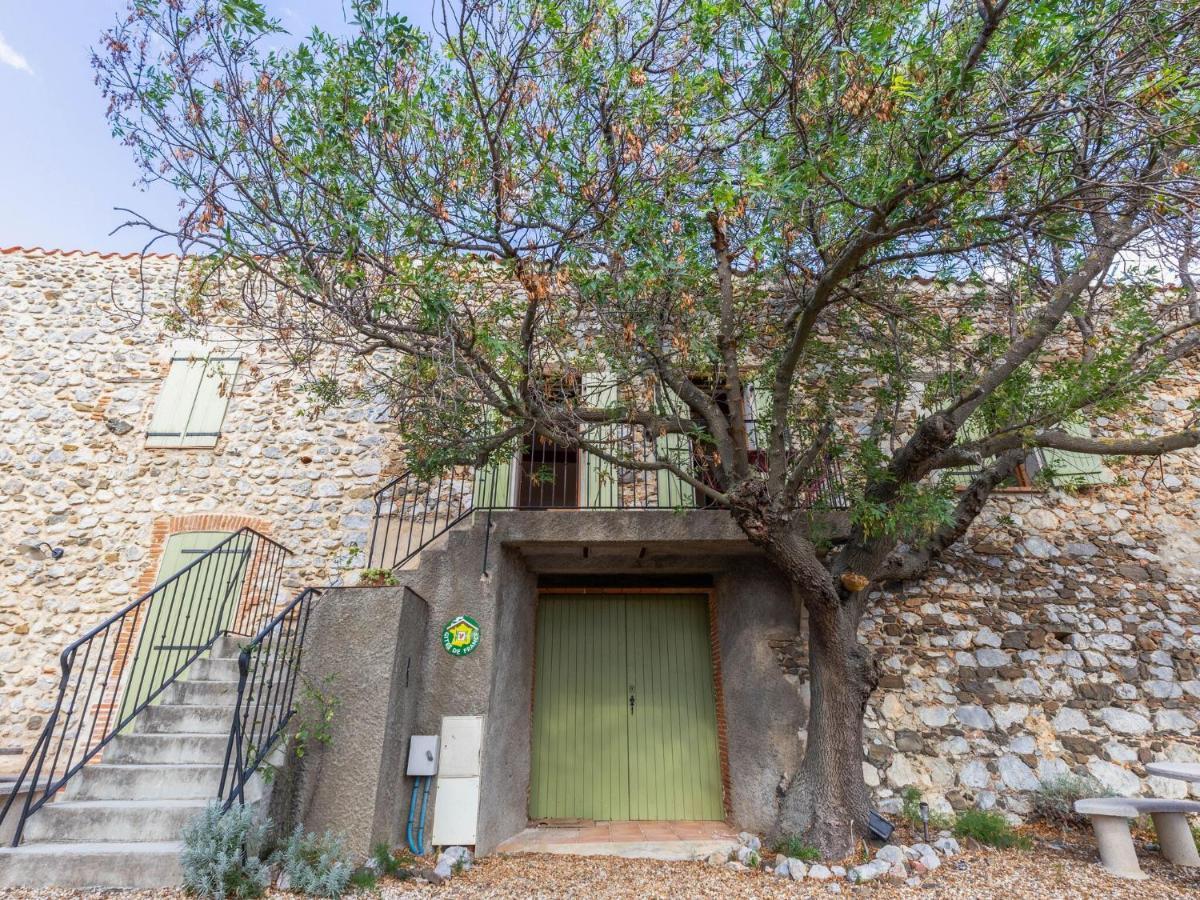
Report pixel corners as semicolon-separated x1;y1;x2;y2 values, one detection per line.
133;512;276;597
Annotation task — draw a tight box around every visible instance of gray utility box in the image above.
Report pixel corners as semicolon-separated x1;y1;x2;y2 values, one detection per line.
407;735;439;777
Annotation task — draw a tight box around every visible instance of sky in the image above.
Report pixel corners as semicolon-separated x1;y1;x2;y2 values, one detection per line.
0;1;434;253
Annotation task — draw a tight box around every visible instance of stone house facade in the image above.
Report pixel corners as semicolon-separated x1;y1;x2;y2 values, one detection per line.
1;244;1198;852
0;247;389;763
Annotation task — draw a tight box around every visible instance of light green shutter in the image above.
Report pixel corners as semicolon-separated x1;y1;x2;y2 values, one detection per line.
145;358;206;448
939;413;989;488
146;354;239;448
654;387;692;508
581;373;619;508
472;450;513;508
180;358;239;447
745;382;769;452
1038;422;1114;486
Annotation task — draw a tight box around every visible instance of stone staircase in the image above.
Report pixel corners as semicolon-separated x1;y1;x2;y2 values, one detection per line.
0;637;263;890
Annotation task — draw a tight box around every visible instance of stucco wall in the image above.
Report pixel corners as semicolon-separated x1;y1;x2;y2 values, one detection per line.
0;248;389;762
289;586;428;856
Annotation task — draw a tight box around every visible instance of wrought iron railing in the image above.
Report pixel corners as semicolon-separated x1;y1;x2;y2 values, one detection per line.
368;425;849;569
218;586;321;809
0;527;290;846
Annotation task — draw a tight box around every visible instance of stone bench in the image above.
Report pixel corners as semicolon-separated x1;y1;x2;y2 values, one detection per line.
1074;797;1200;879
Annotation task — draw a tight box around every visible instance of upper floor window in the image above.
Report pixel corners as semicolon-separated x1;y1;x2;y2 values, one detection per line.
145;347;240;449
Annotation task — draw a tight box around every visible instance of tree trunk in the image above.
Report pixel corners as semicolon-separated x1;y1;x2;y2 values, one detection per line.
777;591;875;858
744;520;877;860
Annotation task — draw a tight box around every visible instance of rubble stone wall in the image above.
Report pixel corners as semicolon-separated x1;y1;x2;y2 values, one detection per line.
0;248;389;760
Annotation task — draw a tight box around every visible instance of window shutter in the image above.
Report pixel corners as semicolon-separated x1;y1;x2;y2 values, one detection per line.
745;381;770;452
180;358;239;447
1034;422;1114;486
654;386;693;508
939;413;989;488
146;354;239;449
581;373;620;508
471;413;514;509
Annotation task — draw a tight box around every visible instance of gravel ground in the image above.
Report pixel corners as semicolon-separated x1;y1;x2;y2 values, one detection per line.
1;834;1197;899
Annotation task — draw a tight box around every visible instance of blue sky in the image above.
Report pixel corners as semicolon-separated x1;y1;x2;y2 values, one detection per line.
0;2;434;253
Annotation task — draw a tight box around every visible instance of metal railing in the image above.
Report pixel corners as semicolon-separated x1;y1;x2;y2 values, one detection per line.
368;425;849;569
218;586;321;809
0;527;291;846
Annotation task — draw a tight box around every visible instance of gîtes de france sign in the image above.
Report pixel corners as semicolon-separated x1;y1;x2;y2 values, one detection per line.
442;615;481;656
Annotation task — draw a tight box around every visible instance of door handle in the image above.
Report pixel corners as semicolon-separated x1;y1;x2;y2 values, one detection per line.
629;692;636;714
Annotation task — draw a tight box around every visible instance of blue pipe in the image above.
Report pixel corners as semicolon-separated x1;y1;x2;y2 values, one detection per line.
405;777;422;855
416;775;432;853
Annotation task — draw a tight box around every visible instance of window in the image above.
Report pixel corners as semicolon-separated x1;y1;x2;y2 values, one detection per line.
516;375;581;509
145;349;240;449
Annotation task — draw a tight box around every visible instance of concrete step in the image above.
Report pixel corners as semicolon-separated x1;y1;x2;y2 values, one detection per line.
105;732;231;765
186;656;242;681
164;679;241;705
22;798;208;843
134;704;235;735
0;841;182;889
66;764;223;801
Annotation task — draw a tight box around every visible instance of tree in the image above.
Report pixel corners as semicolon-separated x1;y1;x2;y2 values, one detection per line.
96;0;1200;856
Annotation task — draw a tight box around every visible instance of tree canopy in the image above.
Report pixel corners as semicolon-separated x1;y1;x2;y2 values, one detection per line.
97;0;1200;855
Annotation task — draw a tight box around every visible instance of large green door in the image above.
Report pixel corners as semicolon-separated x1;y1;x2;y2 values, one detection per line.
118;531;245;720
530;593;724;821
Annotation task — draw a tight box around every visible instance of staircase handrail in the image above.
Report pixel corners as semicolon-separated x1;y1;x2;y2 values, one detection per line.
218;586;322;809
0;526;291;846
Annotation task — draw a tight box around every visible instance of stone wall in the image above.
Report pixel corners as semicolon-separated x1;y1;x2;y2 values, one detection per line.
0;248;390;762
770;444;1200;816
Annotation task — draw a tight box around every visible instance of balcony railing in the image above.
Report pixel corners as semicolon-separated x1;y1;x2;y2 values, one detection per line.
368;424;847;569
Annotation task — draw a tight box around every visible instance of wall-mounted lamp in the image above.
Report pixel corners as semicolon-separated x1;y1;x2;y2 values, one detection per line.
18;541;64;561
918;801;930;843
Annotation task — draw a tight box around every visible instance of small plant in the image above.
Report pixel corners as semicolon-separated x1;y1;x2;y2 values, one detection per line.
275;826;354;898
293;673;340;760
179;802;271;900
348;868;378;891
1031;775;1114;829
953;808;1031;850
773;834;821;861
370;843;413;879
358;567;398;587
900;787;954;831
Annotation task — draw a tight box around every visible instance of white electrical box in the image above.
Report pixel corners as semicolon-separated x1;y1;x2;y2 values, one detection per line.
438;716;483;777
429;775;481;846
407;735;439;777
430;715;484;846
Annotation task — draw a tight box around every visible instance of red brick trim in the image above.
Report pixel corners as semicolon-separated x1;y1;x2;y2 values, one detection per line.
706;590;735;822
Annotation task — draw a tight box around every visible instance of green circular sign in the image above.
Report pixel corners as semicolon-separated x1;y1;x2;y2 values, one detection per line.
442;615;481;656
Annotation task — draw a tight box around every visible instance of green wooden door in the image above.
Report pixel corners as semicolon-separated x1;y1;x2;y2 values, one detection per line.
530;593;724;821
119;531;245;720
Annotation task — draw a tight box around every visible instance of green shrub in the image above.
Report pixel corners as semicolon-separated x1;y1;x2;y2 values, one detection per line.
1031;774;1114;828
179;802;271;900
953;808;1031;850
900;787;954;831
370;843;413;879
276;826;355;897
773;834;821;862
348;868;378;891
358;567;398;587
